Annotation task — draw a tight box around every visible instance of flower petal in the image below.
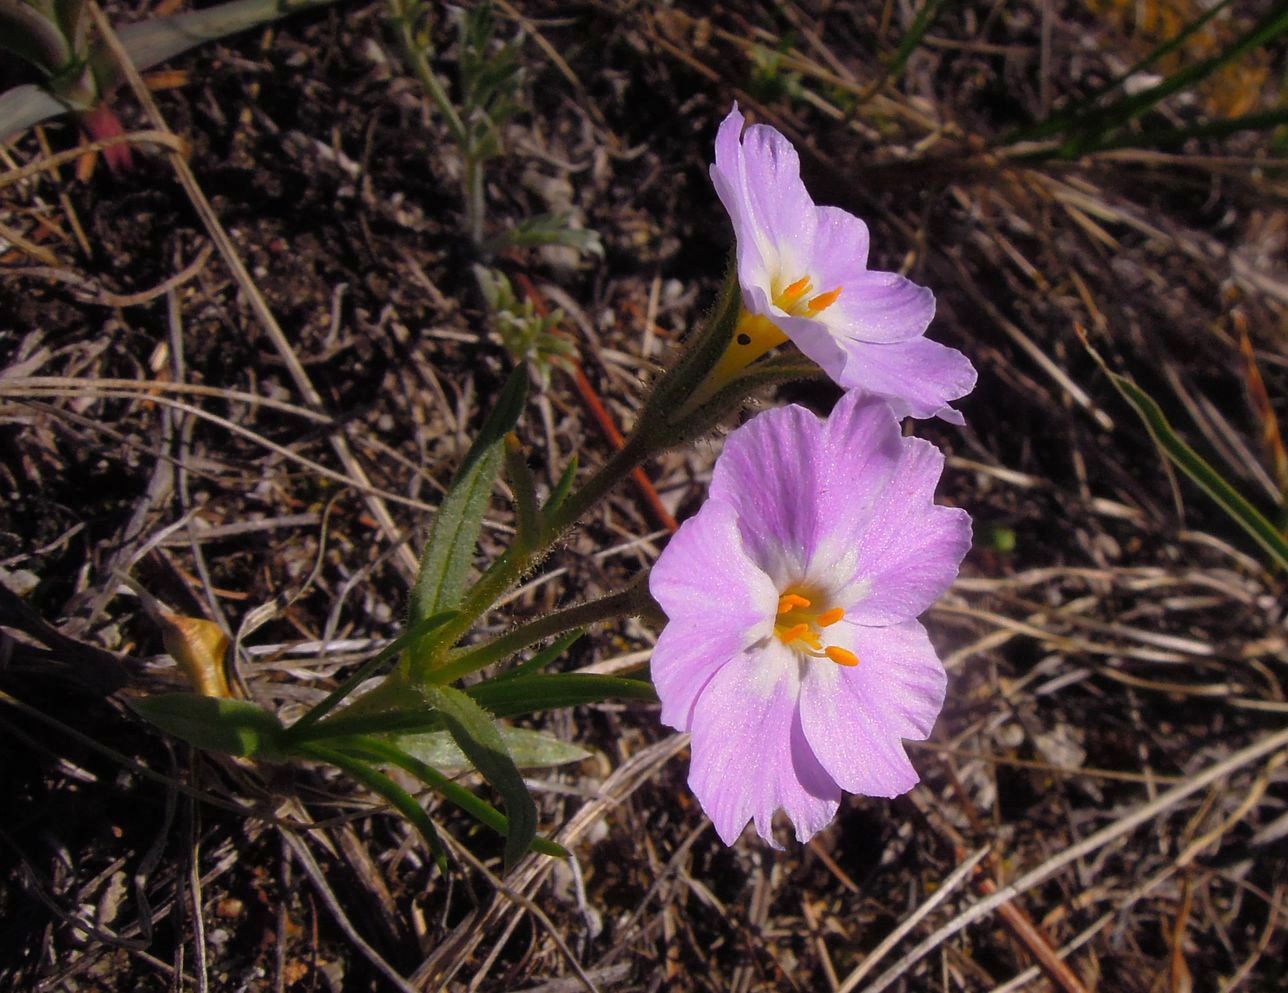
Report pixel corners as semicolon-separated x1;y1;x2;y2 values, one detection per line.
650;501;778;729
812;396;971;623
809;204;870;279
711;104;815;305
707;403;826;584
827;270;936;345
689;643;841;846
836;335;977;423
798;619;946;797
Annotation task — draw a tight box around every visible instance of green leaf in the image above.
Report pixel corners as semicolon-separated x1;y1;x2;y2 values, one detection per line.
0;83;71;140
493;629;585;682
340;735;568;857
391;726;589;771
1004;0;1236;145
0;0;74;76
408;365;527;643
285;666;655;743
132;693;285;757
490;213;604;258
1;0;344;138
542;455;578;518
1059;3;1288;156
299;742;448;870
468;672;657;719
503;433;541;545
420;685;536;870
284;608;456;739
1086;341;1288;570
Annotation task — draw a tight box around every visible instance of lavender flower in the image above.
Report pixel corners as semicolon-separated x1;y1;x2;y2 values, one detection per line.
709;104;976;423
649;391;970;845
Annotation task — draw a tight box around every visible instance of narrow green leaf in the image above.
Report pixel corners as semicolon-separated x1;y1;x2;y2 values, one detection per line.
1087;343;1288;569
408;366;528;634
1061;3;1288;155
421;685;536;870
2;0;344;138
392;726;589;771
0;83;71;140
457;364;530;479
284;608;456;738
132;694;285;758
468;672;657;719
1005;0;1235;145
542;454;578;518
1088;105;1288;152
286;668;655;743
493;629;585;681
861;0;948;102
339;736;568;857
299;742;448;870
503;433;541;545
111;0;342;74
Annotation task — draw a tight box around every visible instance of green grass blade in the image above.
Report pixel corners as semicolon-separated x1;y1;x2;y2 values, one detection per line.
1060;4;1288;156
1087;341;1288;570
859;0;949;103
1087;105;1288;151
1006;0;1235;144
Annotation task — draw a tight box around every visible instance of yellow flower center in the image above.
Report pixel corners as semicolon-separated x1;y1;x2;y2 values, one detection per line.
774;589;858;667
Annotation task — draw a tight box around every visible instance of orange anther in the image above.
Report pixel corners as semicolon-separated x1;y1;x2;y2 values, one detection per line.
806;287;842;313
777;593;812;614
778;623;811;643
825;646;860;667
817;607;845;627
780;275;812;305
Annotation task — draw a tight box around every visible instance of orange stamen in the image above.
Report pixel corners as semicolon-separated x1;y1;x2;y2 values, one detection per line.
779;275;812;308
778;623;811;644
806;287;842;314
825;646;860;667
777;593;812;614
817;607;844;627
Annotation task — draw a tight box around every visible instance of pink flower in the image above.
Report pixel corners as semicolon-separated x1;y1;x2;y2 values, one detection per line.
649;391;970;845
710;104;976;423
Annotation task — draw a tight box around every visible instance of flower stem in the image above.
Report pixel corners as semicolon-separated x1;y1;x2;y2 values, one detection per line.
413;431;656;673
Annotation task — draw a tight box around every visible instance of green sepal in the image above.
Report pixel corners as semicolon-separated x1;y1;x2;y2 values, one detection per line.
132;693;286;758
638;265;742;424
